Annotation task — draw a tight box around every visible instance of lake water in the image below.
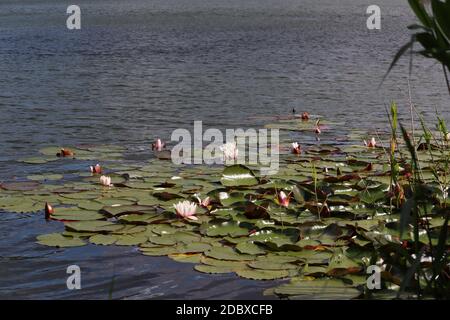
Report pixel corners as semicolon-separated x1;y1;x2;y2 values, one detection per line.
0;0;449;299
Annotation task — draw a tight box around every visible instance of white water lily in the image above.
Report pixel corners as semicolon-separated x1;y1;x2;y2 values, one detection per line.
173;200;198;220
99;175;112;187
220;142;238;161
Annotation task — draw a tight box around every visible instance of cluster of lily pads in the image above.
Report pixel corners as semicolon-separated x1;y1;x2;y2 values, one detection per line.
0;117;448;299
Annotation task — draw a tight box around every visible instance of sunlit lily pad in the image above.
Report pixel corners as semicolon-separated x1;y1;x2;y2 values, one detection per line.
36;233;87;248
221;165;258;187
65;221;123;233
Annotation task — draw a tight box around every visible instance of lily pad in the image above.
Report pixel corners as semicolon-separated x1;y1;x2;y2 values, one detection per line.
221;165;259;187
36;233;86;248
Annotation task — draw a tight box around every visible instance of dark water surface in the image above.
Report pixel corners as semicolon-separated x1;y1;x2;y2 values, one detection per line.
0;0;449;299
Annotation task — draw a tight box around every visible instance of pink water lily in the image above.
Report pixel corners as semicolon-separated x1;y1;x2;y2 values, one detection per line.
278;191;290;207
56;148;74;157
291;142;301;154
301;112;310;121
152;138;165;151
99;175;112;187
173;200;198;220
220;142;238;161
364;137;377;148
90;163;102;174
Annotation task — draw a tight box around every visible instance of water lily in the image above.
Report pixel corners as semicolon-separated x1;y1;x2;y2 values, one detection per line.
44;202;54;219
99;175;112;187
152;138;165;151
220;141;238;161
57;148;74;157
364;137;377;148
278;191;290;207
388;182;405;205
291;142;301;154
173;200;198;220
314;120;321;134
195;195;211;208
301;112;310;120
90;163;102;174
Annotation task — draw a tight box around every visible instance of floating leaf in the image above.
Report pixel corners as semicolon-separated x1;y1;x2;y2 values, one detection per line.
272;277;361;299
236;241;266;255
37;233;86;248
65;221;123;233
89;234;117;245
205;246;255;261
202;221;249;238
236;269;290;280
220;165;258;187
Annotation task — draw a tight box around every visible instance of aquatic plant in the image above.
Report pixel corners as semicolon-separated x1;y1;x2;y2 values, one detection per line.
0;115;448;299
99;175;112;187
301;112;310;121
364;137;377;148
291;142;301;154
386;0;450;94
174;200;198;221
90;164;102;174
277;191;290;208
152;138;165;151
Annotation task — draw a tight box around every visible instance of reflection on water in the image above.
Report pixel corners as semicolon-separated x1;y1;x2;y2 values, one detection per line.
0;0;449;299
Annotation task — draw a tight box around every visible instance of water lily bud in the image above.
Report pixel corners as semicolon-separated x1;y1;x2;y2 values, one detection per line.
291;142;301;154
44;202;54;219
278;191;290;207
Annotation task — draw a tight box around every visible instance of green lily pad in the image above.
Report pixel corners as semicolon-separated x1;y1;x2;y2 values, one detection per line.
221;165;259;187
235;241;267;255
205;246;255;261
202;221;250;238
65;221;123;233
236;269;290;280
89;234;117;245
27;174;63;181
36;233;87;248
168;253;203;264
272;277;361;299
194;265;236;274
50;207;104;221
